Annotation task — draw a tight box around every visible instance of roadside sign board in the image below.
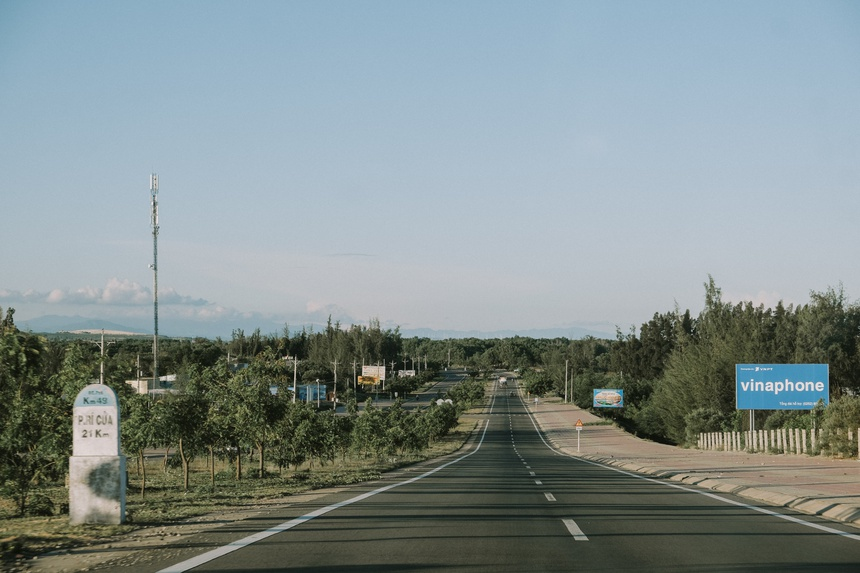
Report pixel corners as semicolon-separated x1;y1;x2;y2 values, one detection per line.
575;419;583;431
593;389;624;408
362;365;386;381
735;364;829;410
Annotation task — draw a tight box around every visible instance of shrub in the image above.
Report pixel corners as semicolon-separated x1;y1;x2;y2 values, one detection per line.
26;493;55;517
821;396;860;457
683;407;732;447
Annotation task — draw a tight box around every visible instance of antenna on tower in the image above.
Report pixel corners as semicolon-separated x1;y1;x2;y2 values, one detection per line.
150;173;159;388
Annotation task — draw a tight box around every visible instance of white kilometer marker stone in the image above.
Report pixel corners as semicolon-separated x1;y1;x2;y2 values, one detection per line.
563;519;589;541
545;493;556;502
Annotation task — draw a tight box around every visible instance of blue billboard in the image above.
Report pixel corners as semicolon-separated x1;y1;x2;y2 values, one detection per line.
735;364;829;410
593;388;624;408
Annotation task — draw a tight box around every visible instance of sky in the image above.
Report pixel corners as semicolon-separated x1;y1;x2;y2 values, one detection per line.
1;1;859;338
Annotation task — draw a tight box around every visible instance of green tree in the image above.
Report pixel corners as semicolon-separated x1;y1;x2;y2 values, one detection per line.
352;399;386;459
520;370;553;397
122;393;157;496
422;401;457;443
795;285;860;397
159;391;207;491
272;402;314;470
0;329;69;515
194;363;234;487
822;396;860;457
53;343;96;402
238;352;288;477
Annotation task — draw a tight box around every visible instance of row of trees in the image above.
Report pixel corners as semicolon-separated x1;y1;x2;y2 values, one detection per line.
0;313;485;516
123;364;470;496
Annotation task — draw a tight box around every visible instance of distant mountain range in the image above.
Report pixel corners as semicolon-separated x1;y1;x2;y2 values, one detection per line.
18;314;614;341
21;315;148;335
400;326;614;340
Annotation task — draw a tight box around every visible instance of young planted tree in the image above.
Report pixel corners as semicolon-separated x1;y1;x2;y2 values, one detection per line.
421;401;457;444
351;399;386;459
195;363;234;487
158;391;207;491
233;360;285;478
273;401;314;470
122;393;157;497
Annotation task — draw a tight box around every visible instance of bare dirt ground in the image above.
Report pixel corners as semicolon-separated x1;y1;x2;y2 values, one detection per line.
20;488;341;573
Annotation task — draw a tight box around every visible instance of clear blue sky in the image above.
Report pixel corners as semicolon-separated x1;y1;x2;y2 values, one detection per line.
2;1;858;337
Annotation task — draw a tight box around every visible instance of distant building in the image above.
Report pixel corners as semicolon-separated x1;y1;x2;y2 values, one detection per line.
290;383;328;402
125;374;177;396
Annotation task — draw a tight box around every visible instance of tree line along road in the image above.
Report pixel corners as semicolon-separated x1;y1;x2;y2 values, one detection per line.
91;383;860;573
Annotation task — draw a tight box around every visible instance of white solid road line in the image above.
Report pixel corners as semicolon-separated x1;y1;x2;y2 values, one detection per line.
563;518;589;541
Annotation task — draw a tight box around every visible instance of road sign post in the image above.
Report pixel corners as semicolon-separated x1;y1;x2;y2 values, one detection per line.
575;418;583;452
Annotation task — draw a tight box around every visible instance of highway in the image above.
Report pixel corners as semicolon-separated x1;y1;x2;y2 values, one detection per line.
118;383;860;572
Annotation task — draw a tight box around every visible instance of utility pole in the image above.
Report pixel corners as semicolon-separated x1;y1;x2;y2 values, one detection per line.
292;356;298;403
90;329;115;385
565;359;569;404
149;173;159;388
332;359;338;407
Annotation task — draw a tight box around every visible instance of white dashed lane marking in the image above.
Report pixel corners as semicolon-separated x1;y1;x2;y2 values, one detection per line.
563;518;589;541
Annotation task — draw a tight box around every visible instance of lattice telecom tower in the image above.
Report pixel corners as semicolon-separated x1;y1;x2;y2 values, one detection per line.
149;173;159;386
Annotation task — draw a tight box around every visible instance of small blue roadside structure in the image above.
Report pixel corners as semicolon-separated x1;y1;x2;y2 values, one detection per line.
287;384;328;403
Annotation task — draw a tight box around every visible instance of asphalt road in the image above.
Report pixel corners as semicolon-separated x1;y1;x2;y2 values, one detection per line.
128;383;860;573
360;368;467;410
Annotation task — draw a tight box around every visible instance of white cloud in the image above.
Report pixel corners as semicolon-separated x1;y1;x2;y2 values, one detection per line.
0;278;211;308
0;289;45;303
305;301;356;324
46;289;67;303
100;278;150;305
